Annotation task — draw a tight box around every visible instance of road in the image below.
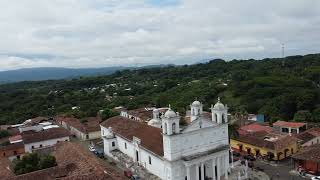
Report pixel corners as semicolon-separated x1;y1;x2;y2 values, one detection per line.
254;159;307;180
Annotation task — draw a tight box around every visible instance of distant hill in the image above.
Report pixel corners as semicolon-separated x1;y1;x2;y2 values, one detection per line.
0;67;131;83
1;54;320;125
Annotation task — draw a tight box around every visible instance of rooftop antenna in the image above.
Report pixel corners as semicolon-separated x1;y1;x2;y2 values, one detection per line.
281;43;285;67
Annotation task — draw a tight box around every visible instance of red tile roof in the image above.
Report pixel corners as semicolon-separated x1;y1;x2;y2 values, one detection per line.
9;135;22;143
292;144;320;163
101;116;164;156
56;116;101;133
295;128;320;144
0;158;14;179
273;121;306;128
22;128;70;144
53;142;125;179
239;123;273;135
127;108;153;121
235;131;299;151
3;142;126;180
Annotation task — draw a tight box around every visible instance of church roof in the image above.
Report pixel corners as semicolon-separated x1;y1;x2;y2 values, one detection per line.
101;116;164;157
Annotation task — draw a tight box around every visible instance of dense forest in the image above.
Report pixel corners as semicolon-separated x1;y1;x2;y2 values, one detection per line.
0;54;320;125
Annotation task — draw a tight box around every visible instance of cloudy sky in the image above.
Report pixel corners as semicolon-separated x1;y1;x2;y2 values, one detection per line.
0;0;319;71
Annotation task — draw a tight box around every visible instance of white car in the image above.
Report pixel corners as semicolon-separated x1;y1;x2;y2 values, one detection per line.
89;145;96;152
312;176;320;180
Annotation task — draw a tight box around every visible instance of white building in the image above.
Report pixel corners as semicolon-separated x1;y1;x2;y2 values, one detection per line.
56;116;101;141
22;128;70;153
101;99;230;180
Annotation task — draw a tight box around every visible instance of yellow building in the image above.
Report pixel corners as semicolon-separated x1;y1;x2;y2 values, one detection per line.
231;131;300;160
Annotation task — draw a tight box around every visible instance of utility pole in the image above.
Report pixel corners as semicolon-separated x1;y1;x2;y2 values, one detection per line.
281;44;285;67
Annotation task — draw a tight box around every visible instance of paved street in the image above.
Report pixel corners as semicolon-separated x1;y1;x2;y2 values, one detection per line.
254;159;307;180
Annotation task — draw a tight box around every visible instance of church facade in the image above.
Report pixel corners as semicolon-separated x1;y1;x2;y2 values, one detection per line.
100;98;230;180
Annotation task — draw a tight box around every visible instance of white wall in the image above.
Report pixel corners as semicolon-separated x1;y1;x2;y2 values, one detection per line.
303;136;320;147
163;124;228;161
60;121;100;141
102;126;166;179
24;136;69;153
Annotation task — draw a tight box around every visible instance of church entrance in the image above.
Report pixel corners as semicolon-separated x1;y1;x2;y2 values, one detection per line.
136;150;139;162
198;165;207;180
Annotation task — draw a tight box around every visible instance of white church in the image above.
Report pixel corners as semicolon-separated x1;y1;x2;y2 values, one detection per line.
100;98;230;180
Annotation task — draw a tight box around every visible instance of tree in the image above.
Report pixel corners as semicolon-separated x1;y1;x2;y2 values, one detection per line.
39;155;57;169
13;153;57;175
100;108;118;120
0;130;10;138
312;107;320;122
228;124;239;140
293;110;312;122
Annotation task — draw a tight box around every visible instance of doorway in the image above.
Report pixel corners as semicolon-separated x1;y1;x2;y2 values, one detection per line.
136;150;139;162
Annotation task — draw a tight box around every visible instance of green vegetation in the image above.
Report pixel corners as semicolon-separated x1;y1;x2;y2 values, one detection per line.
13;153;57;175
0;130;11;138
0;54;320;124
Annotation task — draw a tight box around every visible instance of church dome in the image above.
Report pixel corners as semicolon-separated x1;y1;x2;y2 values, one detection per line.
213;97;225;110
164;109;176;119
192;100;201;106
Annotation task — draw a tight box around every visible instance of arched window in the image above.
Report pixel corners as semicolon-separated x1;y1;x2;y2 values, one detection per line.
222;114;225;123
164;123;167;134
197;109;200;115
172;123;176;134
215;113;218;122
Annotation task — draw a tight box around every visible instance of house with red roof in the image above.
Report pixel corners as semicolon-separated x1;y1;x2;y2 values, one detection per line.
273;120;307;134
56;116;101;141
238;123;273;136
295;128;320;147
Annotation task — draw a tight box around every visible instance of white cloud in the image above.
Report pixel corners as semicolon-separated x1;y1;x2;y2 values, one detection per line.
0;0;319;70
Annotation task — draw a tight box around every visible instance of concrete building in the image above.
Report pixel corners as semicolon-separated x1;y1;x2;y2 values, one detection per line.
292;144;320;176
273;121;307;134
295;128;320;147
56;116;101;141
22;128;70;153
231;131;300;160
101;99;230;180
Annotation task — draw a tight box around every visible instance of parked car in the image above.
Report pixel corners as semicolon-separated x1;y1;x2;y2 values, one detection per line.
131;175;140;180
244;154;256;161
89;145;96;152
94;149;104;158
312;176;320;180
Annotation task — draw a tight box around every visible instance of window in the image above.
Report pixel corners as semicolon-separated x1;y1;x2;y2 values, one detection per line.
222;114;225;123
32;146;34;149
13;151;17;155
317;139;319;144
125;142;127;149
3;152;5;157
164;123;167;134
149;156;152;165
86;134;89;139
112;141;115;147
172;123;176;134
40;144;43;147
